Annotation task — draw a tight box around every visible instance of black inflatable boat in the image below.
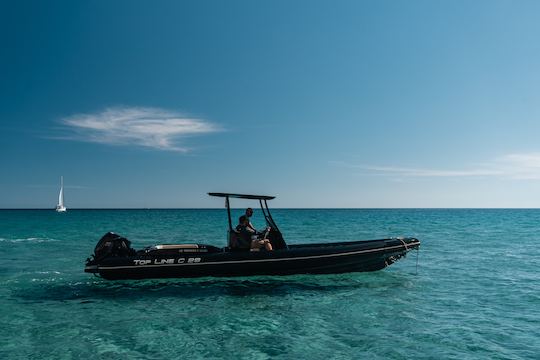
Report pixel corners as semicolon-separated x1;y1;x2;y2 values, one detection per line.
84;193;420;280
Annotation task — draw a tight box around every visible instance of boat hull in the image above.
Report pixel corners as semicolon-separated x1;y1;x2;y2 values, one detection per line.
85;238;420;280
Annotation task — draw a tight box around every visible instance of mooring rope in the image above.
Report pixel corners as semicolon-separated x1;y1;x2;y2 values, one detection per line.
397;237;409;251
397;237;419;275
415;247;419;275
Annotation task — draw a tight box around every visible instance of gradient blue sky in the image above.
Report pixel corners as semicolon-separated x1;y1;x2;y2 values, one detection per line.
2;0;540;208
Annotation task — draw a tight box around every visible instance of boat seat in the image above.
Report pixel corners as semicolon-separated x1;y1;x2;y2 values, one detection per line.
155;244;199;250
228;230;250;251
228;230;240;248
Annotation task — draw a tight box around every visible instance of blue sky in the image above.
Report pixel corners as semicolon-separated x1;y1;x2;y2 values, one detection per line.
1;0;540;208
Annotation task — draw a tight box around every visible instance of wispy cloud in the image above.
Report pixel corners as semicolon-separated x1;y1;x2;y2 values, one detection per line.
330;153;540;180
496;153;540;179
59;107;220;152
26;184;90;189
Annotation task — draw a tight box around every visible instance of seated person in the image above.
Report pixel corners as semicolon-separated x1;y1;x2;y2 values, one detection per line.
236;215;273;252
233;215;251;250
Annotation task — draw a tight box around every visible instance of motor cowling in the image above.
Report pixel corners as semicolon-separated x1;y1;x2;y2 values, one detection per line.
93;232;135;261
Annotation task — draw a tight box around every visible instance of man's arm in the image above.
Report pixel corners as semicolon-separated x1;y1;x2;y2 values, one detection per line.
247;221;257;232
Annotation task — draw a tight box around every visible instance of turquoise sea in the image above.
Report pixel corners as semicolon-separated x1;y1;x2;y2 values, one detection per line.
1;209;538;359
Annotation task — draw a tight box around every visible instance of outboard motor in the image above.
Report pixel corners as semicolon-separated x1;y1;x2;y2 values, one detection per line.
92;232;135;261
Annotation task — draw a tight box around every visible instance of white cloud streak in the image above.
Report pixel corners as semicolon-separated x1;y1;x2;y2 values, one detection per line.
60;107;220;151
25;184;90;189
331;153;540;180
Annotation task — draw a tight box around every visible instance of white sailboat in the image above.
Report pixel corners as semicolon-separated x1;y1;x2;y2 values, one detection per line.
56;176;67;212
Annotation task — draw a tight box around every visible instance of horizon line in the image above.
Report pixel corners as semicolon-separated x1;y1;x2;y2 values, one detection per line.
1;207;540;210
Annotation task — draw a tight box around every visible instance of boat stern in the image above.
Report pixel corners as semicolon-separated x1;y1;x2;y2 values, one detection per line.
84;256;99;274
84;264;99;274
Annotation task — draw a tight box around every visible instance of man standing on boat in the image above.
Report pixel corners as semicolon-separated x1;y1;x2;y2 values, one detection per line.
245;207;272;235
245;208;256;232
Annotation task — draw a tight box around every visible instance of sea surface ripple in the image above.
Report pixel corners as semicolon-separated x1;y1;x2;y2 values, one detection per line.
0;209;539;359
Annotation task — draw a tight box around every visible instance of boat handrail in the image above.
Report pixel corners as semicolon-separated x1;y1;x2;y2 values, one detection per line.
154;244;199;250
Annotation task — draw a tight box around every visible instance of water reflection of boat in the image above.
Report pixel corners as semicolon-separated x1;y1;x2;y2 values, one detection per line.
84;193;420;280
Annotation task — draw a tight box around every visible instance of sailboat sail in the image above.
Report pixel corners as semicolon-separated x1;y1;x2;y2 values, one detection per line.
56;176;66;212
58;178;64;207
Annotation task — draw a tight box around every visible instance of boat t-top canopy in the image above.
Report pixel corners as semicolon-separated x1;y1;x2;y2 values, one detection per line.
209;192;285;249
208;193;275;200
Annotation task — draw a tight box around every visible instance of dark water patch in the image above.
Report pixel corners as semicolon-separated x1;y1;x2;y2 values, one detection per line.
12;272;413;303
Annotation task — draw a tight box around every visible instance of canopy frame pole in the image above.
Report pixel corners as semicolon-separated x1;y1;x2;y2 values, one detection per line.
264;199;281;233
259;199;270;226
226;196;233;231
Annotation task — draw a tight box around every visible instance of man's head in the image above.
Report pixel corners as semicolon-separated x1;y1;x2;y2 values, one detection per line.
239;215;248;225
246;208;254;217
